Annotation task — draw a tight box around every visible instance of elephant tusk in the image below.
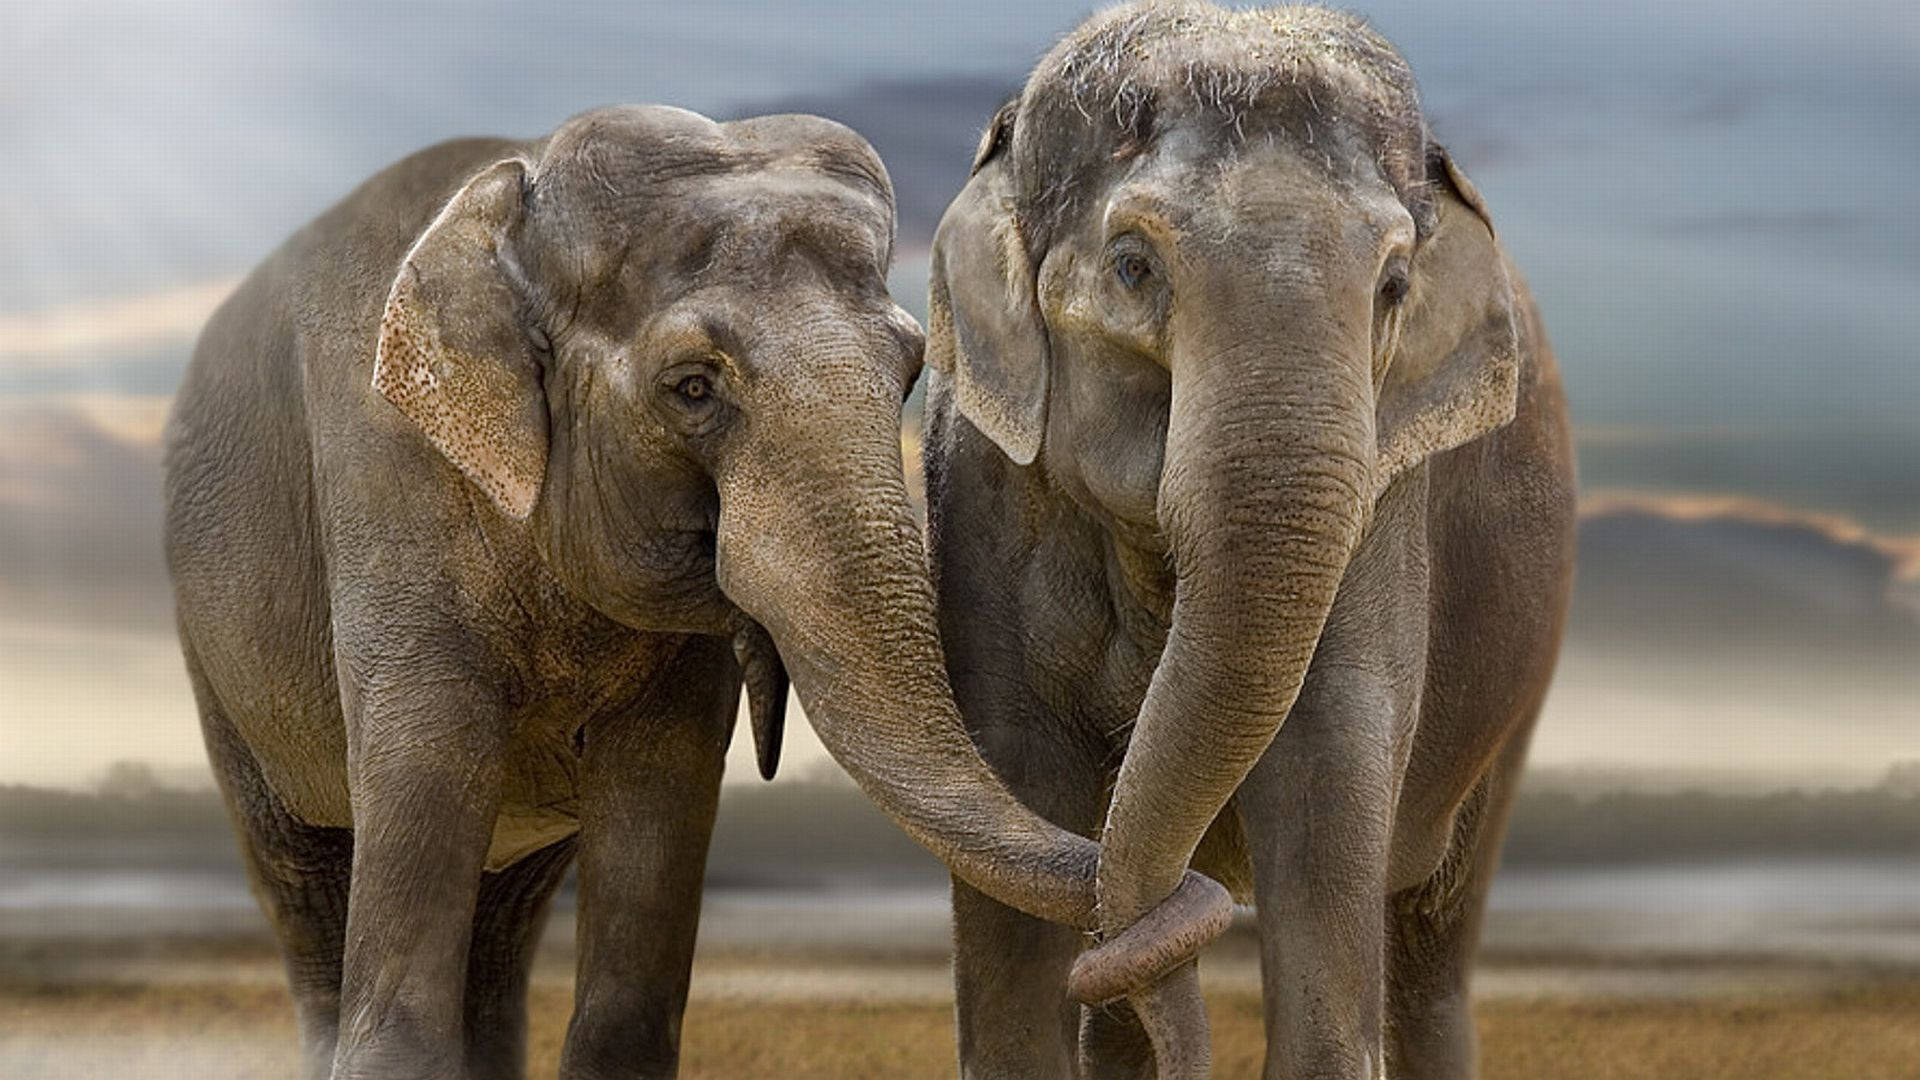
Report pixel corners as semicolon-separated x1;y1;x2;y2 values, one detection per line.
732;622;788;782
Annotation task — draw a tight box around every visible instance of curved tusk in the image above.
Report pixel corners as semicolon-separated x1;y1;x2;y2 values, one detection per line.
732;622;788;782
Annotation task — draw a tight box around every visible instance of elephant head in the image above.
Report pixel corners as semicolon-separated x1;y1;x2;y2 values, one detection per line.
370;105;1228;956
928;3;1522;1065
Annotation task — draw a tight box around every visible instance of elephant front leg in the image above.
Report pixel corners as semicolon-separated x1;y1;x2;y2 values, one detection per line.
331;673;513;1080
950;722;1111;1080
1236;664;1403;1080
952;878;1088;1079
561;636;734;1080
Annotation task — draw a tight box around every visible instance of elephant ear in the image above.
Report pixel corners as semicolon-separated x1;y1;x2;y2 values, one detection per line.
927;103;1050;466
374;157;549;520
1372;146;1522;499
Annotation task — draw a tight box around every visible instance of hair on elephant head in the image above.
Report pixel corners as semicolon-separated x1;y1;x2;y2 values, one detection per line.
368;104;1233;960
927;1;1524;1068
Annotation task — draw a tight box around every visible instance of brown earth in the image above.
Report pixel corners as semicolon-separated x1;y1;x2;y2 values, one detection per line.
5;972;1919;1079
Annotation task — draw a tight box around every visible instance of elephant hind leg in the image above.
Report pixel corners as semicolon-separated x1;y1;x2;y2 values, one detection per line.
464;836;579;1080
189;644;352;1080
1385;728;1531;1080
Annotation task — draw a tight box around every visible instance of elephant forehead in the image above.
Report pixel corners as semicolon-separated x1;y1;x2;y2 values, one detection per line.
1031;2;1417;118
719;112;892;198
1097;143;1399;270
549;172;894;313
679;172;893;266
543;105;884;188
529;110;892;277
1013;2;1428;239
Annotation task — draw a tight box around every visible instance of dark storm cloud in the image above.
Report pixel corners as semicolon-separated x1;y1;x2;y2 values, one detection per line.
728;76;1019;249
9;387;1920;697
1575;428;1920;534
1572;494;1920;666
0;401;173;635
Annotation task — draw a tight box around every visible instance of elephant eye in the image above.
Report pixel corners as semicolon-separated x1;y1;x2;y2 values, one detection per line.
676;374;713;402
1378;261;1412;308
1115;252;1153;289
659;368;725;430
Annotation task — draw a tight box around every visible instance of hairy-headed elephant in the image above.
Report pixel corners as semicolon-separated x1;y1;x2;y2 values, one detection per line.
923;5;1576;1077
164;105;1225;1080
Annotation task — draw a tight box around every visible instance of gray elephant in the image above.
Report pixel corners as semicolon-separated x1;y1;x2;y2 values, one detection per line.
923;5;1576;1078
163;105;1223;1080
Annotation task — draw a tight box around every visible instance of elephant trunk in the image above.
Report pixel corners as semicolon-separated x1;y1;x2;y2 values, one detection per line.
714;377;1230;940
1070;324;1373;1070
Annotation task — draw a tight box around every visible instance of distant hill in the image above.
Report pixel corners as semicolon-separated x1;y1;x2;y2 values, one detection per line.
6;765;1919;883
1570;493;1920;667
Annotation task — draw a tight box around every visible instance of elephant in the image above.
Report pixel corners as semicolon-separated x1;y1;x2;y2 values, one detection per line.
162;105;1227;1080
922;4;1576;1078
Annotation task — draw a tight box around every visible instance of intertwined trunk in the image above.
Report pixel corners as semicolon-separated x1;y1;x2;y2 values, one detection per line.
714;360;1226;936
1076;314;1375;1075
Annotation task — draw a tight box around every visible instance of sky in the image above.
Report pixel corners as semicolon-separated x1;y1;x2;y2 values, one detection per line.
1;0;1916;789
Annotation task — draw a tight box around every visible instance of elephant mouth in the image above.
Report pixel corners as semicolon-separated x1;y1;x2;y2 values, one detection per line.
593;528;735;634
615;526;716;574
664;527;720;586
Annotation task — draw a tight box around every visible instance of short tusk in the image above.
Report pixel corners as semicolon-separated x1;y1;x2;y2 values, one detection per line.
732;622;788;782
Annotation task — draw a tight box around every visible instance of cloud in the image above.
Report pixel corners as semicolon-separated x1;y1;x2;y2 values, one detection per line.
1661;211;1866;241
735;75;1018;248
0;397;174;635
5;392;1920;784
1575;491;1920;648
0;279;235;367
1581;490;1920;583
1573;427;1920;537
1536;491;1920;774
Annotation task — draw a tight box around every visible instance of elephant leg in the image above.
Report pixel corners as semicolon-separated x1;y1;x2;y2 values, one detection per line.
464;836;579;1080
192;647;353;1080
1385;725;1533;1080
560;635;734;1080
1236;665;1400;1080
950;723;1108;1080
330;657;512;1080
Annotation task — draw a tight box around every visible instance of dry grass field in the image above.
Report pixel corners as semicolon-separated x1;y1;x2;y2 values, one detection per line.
6;964;1919;1079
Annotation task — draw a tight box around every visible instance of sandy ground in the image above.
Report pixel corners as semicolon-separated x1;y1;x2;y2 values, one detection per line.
7;871;1920;1078
6;927;1920;1079
7;965;1920;1078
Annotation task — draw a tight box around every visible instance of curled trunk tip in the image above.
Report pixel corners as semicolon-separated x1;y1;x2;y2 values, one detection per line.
1067;870;1235;1005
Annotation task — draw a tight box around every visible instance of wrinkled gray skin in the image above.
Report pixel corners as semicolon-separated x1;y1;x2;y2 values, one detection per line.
164;105;1222;1080
924;5;1576;1078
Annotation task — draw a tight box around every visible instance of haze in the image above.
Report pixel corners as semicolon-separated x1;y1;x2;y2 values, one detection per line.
2;0;1915;788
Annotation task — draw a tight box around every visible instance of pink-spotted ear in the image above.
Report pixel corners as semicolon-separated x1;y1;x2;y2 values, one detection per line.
1372;146;1522;499
927;104;1051;466
374;157;548;519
